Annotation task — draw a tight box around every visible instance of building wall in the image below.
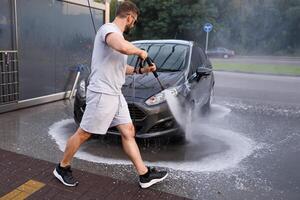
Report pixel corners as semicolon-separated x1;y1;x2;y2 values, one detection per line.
17;0;104;100
0;0;13;50
0;0;106;112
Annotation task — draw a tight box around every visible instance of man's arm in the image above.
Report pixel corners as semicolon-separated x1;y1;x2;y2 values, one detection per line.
106;33;147;59
126;64;135;75
125;64;157;75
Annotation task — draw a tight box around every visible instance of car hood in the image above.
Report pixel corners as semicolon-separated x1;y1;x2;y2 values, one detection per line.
122;71;185;102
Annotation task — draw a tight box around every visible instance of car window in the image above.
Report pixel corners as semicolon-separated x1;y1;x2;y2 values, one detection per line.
127;43;152;66
128;43;189;72
198;47;212;69
198;48;208;65
191;46;211;74
191;46;204;71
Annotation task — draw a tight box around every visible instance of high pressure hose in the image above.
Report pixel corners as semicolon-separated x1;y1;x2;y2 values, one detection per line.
69;0;96;100
87;0;97;34
85;1;165;121
137;57;165;91
145;57;165;91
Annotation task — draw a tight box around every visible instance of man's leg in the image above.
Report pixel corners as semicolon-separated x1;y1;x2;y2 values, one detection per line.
53;127;91;187
117;123;148;175
60;127;92;167
117;122;168;188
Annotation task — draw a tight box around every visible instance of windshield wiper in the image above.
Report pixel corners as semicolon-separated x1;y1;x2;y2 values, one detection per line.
160;45;177;68
158;69;181;72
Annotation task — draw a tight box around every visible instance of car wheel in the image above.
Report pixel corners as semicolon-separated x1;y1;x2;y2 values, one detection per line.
73;101;84;125
73;109;81;125
223;54;229;59
202;87;214;113
190;99;196;110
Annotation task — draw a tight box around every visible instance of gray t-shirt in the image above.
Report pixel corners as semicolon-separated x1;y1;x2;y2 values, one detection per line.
87;23;127;95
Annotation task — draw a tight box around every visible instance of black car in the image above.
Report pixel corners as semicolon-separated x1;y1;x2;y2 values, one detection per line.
74;40;214;140
206;47;235;58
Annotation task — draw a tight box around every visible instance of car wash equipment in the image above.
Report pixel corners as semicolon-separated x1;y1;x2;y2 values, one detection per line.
69;65;85;99
138;57;165;91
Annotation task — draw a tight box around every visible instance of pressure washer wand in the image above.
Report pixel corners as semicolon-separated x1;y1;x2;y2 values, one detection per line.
145;57;165;91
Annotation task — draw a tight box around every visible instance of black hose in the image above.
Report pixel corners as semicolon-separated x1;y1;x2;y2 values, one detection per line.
145;57;159;78
87;0;97;34
138;57;165;91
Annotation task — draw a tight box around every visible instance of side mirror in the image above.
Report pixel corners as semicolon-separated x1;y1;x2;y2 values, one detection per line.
196;67;212;76
194;67;211;82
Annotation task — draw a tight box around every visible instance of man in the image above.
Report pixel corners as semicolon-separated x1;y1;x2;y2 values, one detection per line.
53;1;168;189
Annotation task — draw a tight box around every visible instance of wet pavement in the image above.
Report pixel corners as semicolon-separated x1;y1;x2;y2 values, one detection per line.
1;71;300;199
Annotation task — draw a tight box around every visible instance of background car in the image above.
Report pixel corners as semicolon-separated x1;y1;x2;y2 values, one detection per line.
206;47;235;58
74;40;215;141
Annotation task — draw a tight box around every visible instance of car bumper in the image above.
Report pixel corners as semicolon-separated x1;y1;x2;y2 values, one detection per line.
74;95;182;138
111;101;182;138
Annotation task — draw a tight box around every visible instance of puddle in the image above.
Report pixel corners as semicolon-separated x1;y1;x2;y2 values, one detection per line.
48;102;257;172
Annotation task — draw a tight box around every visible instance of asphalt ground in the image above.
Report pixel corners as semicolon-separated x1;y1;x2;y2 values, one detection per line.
0;71;300;199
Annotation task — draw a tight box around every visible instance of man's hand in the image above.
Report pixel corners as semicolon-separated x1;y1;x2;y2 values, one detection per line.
138;50;148;60
142;63;157;74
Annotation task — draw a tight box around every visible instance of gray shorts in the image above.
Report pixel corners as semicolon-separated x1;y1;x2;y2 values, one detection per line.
80;89;132;135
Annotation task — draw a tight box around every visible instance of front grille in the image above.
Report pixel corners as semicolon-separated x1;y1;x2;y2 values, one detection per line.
128;104;146;120
148;119;177;133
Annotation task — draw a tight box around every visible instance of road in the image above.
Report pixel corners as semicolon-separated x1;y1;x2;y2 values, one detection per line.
214;71;300;105
0;71;300;199
212;56;300;66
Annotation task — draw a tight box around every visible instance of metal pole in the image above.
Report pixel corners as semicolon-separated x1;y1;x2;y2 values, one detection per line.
13;0;20;102
13;0;19;51
205;32;209;54
69;70;80;100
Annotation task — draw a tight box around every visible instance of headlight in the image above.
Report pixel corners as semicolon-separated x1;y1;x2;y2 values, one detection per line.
145;88;178;106
78;80;86;97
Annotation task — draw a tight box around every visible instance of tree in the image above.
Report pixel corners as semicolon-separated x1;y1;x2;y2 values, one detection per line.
127;0;299;55
130;0;219;50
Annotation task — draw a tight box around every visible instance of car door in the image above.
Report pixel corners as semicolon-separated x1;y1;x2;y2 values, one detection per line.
187;45;212;106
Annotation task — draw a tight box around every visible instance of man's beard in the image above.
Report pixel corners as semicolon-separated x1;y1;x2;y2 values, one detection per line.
124;25;132;35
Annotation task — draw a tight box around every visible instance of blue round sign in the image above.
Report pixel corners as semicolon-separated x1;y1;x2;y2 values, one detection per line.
203;23;213;33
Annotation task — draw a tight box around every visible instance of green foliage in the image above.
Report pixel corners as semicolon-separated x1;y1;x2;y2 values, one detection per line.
130;0;217;44
212;61;300;76
126;0;299;56
110;0;118;22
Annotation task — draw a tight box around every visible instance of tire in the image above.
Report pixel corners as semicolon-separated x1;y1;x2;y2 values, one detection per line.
202;87;214;113
190;99;196;110
73;108;82;125
223;54;229;59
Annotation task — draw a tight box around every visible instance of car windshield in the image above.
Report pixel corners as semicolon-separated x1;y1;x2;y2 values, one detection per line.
127;43;189;72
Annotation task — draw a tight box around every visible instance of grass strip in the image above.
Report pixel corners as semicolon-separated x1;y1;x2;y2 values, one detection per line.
212;62;300;76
